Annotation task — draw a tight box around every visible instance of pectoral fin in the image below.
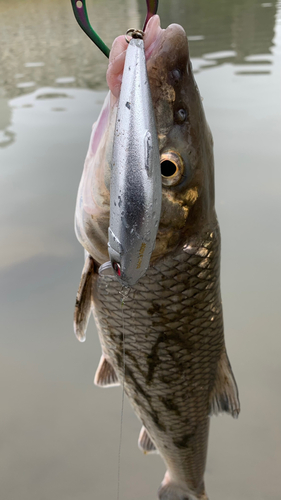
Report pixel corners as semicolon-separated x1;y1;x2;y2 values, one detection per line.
74;254;95;342
210;349;240;418
138;426;158;454
94;355;120;387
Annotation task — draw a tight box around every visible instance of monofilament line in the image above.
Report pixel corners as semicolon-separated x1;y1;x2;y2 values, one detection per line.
116;287;127;500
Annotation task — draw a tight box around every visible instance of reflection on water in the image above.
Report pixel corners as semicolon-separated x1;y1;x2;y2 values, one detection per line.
0;0;278;149
0;0;140;99
0;1;281;500
0;86;107;269
141;0;277;66
0;0;278;102
0;0;278;148
0;88;15;147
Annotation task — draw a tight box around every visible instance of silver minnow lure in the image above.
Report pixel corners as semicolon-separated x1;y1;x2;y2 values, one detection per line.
108;34;162;286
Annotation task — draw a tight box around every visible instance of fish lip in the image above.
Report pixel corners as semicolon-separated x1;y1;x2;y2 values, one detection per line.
144;28;163;61
147;22;189;69
106;17;189;99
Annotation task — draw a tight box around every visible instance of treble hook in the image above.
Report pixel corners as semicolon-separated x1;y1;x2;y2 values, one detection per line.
70;0;159;58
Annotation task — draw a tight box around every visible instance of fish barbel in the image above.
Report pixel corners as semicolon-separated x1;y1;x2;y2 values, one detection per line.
74;15;240;500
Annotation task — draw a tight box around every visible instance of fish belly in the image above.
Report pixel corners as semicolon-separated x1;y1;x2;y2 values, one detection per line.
92;224;224;495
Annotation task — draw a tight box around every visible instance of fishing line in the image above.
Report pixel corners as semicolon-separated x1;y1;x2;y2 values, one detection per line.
98;264;126;500
116;286;129;500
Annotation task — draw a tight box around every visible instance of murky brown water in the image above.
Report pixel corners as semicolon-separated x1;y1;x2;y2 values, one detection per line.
0;0;280;499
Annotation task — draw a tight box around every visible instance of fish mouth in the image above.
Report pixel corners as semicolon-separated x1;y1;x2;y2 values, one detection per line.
106;15;163;98
106;15;189;99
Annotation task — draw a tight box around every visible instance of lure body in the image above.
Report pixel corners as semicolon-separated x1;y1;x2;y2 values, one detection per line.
108;37;161;286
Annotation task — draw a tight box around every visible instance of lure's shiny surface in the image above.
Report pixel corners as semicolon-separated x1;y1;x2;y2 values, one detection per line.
74;15;240;500
108;36;161;286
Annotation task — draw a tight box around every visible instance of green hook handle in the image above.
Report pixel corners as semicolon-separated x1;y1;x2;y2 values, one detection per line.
143;0;159;31
71;0;159;58
71;0;110;58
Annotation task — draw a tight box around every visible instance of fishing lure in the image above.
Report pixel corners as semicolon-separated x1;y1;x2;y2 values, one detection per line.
71;1;161;285
108;30;161;286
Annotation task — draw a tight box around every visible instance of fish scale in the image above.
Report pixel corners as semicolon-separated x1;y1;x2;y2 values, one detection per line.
91;226;224;496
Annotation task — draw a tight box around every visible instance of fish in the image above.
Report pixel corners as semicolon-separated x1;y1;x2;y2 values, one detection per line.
74;14;240;500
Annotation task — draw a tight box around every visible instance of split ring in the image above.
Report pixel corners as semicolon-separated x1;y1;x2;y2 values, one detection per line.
125;28;144;43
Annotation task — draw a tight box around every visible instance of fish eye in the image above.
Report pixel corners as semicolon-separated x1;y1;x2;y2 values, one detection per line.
160;151;185;186
176;108;187;123
171;69;181;83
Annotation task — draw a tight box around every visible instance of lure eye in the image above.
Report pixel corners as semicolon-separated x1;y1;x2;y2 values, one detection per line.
160;151;185;186
112;261;121;276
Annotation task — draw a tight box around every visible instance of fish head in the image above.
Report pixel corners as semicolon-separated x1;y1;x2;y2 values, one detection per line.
75;16;215;265
145;20;215;260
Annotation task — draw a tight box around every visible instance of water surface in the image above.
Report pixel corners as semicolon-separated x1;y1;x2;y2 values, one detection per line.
0;1;280;499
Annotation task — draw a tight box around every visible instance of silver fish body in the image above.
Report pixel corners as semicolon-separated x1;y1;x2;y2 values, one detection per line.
74;17;240;500
108;37;161;286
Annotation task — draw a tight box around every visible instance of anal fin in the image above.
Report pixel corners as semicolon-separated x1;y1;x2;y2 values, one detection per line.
74;254;95;342
210;349;240;418
94;355;120;387
138;426;158;454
